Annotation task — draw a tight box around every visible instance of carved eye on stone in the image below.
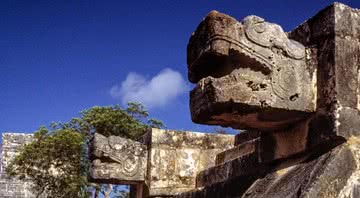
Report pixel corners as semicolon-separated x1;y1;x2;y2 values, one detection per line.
271;65;299;100
243;15;305;60
245;22;272;47
121;157;138;177
254;23;266;33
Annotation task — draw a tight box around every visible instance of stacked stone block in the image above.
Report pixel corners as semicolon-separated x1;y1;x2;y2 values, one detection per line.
0;133;34;198
89;128;234;197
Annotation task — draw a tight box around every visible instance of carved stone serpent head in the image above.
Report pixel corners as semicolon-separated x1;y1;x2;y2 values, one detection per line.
188;11;316;130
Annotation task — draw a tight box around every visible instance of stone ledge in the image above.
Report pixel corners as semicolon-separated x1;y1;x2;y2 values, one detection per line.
215;138;258;165
144;128;235;196
195;152;264;188
234;130;260;145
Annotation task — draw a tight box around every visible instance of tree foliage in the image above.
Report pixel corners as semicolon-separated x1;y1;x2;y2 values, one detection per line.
6;102;164;198
6;127;88;198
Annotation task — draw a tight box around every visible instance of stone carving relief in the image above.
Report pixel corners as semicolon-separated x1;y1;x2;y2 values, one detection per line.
187;11;316;130
89;133;147;183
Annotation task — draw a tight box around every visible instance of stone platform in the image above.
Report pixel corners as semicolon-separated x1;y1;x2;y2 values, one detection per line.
89;128;235;197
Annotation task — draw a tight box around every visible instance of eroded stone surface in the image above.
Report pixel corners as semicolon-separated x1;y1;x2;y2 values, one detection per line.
196;152;263;188
289;2;360;139
215;138;258;165
142;128;234;196
0;173;34;198
196;124;343;189
176;137;360;198
338;137;360;198
234;130;260;145
0;133;34;198
2;133;33;170
242;137;360;198
87;129;235;196
89;133;147;184
188;11;316;130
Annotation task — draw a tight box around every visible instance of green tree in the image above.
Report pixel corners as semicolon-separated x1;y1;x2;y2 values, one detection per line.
6;102;164;198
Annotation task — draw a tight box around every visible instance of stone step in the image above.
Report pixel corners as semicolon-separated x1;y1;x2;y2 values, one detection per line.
176;174;259;198
234;130;260;146
196;132;345;188
215;138;259;165
196;151;266;188
177;138;350;198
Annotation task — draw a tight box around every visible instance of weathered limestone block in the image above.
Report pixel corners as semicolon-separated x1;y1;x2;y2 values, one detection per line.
176;176;258;198
289;2;360;138
196;125;343;189
234;130;260;145
258;117;346;164
141;128;234;196
241;136;360;198
2;133;33;170
0;173;34;198
196;152;262;188
89;133;147;184
215;138;258;165
0;133;34;198
176;136;360;198
188;11;316;130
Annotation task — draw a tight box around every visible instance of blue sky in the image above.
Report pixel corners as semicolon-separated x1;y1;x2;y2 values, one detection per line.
1;0;360;136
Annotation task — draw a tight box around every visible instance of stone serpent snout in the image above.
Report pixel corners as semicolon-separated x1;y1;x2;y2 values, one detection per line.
188;11;316;130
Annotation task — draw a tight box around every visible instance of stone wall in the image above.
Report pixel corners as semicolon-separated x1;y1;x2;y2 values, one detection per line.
89;133;148;184
88;128;235;197
141;128;234;196
0;133;34;198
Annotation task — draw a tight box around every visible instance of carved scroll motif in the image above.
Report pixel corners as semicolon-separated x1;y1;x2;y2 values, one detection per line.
187;11;315;130
89;133;147;182
243;15;305;60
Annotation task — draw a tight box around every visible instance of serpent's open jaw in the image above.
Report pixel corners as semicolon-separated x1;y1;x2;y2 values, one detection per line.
187;11;313;130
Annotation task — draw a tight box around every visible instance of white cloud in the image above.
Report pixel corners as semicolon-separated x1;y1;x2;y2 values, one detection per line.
110;68;189;109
